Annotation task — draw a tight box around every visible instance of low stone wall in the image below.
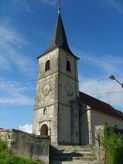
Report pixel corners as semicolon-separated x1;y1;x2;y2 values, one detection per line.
0;129;50;164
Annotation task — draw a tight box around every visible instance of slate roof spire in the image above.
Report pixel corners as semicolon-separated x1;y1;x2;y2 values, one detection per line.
48;1;72;54
38;1;79;59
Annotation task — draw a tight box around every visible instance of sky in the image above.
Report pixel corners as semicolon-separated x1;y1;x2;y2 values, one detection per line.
0;0;123;133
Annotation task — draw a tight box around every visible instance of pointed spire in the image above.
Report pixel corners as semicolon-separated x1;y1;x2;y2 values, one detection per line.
48;12;72;53
47;0;73;54
38;1;79;59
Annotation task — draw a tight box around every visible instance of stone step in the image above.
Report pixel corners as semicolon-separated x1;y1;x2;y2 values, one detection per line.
50;145;98;164
50;160;103;164
50;145;93;152
51;151;94;157
51;144;93;150
50;146;94;157
50;151;96;161
51;155;96;160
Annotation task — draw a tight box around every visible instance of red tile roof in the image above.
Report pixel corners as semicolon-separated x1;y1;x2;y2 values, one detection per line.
79;91;123;121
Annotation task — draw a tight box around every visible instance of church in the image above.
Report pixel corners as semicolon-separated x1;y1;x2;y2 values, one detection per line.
33;6;123;146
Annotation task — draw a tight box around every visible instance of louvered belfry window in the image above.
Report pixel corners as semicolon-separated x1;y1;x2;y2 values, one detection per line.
45;60;50;71
66;60;71;72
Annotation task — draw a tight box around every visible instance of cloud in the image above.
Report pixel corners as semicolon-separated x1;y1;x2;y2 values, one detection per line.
0;55;11;70
101;0;123;14
40;0;56;6
18;124;32;133
79;77;123;111
0;26;26;48
11;0;56;13
0;25;35;74
0;97;33;106
0;79;34;106
77;50;123;77
11;0;33;13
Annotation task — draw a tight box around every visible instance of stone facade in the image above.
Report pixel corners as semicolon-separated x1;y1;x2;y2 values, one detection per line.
33;48;80;145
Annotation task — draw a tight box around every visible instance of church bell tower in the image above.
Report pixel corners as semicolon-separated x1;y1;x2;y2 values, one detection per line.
33;6;80;145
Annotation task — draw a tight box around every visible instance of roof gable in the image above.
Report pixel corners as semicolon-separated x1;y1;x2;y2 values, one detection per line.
79;91;123;121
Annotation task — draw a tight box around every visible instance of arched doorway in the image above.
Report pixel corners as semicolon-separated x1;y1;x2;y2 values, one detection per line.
40;124;48;136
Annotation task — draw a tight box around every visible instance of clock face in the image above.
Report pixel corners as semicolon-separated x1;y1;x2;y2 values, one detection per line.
65;85;73;96
42;84;51;96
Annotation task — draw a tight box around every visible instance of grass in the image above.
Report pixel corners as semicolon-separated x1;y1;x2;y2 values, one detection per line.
0;139;42;164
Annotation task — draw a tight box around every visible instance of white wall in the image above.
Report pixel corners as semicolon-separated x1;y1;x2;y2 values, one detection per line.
89;109;123;144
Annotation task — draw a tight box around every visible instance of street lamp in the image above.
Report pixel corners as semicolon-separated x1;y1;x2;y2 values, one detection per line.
109;75;123;88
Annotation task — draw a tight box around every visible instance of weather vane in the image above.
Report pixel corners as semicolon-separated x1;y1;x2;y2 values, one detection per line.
58;0;61;14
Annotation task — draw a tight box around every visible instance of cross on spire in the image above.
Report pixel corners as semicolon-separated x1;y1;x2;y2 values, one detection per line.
58;0;61;14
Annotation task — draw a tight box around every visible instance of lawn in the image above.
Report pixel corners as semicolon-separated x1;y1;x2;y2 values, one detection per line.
0;139;42;164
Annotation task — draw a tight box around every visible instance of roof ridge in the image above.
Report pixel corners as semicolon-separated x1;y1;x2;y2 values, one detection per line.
79;91;123;120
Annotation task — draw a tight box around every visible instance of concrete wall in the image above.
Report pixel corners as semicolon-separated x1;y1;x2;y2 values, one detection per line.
0;129;50;163
11;129;50;164
90;109;123;144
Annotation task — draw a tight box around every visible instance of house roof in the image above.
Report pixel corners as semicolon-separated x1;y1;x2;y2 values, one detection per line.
79;91;123;121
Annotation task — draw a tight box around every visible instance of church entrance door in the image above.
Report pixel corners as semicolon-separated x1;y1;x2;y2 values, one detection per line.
40;124;48;136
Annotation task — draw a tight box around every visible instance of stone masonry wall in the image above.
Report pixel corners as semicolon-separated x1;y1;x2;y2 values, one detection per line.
0;129;50;164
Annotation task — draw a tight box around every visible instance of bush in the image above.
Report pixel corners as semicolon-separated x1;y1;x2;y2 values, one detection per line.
0;139;7;152
104;124;123;164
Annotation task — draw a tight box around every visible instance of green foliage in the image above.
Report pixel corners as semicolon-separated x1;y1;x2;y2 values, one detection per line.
0;139;7;151
0;139;42;164
104;124;123;164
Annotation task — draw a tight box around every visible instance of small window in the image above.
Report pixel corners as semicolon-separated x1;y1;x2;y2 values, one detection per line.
45;60;50;71
43;108;47;115
66;60;71;72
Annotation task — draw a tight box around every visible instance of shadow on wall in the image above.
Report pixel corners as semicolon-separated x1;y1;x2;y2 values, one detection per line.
50;145;84;164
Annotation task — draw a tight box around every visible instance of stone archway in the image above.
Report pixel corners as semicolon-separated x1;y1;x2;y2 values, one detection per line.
40;124;48;136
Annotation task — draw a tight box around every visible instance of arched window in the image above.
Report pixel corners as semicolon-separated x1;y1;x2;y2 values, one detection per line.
45;60;50;71
40;124;48;136
43;108;47;115
66;60;71;72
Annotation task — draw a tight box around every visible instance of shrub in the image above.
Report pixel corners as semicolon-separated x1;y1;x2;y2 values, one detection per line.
104;124;123;164
0;139;7;152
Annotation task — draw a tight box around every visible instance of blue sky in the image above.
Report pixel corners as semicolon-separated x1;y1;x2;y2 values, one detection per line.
0;0;123;132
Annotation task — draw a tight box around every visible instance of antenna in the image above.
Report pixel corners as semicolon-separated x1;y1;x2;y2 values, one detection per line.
58;0;61;14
